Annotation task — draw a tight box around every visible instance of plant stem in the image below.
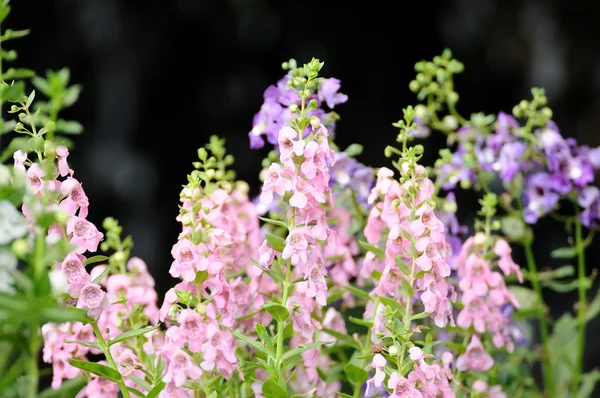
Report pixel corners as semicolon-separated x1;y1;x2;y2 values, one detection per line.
91;321;132;398
571;211;587;397
275;259;292;384
523;240;553;397
352;300;378;398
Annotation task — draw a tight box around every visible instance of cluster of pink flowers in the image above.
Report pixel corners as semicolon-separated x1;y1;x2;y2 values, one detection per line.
16;148;163;396
366;348;454;398
364;164;456;337
453;233;522;372
158;180;270;394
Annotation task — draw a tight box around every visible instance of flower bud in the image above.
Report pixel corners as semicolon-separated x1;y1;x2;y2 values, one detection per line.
11;239;28;258
388;345;399;356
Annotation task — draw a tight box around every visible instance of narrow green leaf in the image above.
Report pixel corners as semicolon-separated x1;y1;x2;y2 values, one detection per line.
344;143;364;157
577;369;600;398
64;339;100;350
146;381;166;398
258;216;288;229
586;288;600;323
409;311;429;321
394;256;411;275
3;68;34;80
358;240;385;259
335;393;354;398
282;341;328;367
127;387;145;397
320;327;361;350
108;325;160;347
68;359;122;382
26;90;35;108
348;316;373;328
551;247;577;259
542;278;591;293
55;119;84;135
379;296;402;312
92;263;113;285
83;255;109;266
344;363;369;384
261;378;288;398
262;302;290;322
129;375;152;391
265;233;286;252
343;285;370;301
231;330;268;355
255;323;275;354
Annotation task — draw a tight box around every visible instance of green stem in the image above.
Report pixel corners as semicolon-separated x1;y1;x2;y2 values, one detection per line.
571;210;587;397
275;259;292;384
352;300;378;398
91;321;132;398
523;240;553;397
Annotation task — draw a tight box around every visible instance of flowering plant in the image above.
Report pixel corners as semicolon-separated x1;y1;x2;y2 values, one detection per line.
1;3;600;397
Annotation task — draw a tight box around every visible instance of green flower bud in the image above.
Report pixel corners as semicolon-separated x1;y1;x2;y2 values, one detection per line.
409;80;420;93
388;345;399;356
11;239;28;258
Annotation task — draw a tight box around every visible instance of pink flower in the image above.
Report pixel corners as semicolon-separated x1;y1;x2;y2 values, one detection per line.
170;240;209;282
278;125;305;161
159;288;179;322
300;141;320;179
415;237;443;272
286;296;314;339
13;150;27;171
200;324;238;378
494;239;523;283
408;347;423;360
50;350;80;388
458;254;500;297
365;354;387;395
177;309;205;352
76;283;110;318
163;348;202;387
159;383;193;398
289;176;325;208
260;163;292;204
66;216;104;254
75;375;118;397
282;229;309;265
388;372;422;398
456;291;488;333
258;240;275;268
56;146;74;177
27;163;55;196
59;252;90;297
305;266;328;305
409;204;445;242
455;335;494;372
60;178;89;218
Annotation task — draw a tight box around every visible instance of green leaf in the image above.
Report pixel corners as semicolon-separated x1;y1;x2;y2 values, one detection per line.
3;68;34;80
358;240;385;259
265;233;286;252
108;324;160;346
577;369;600;398
255;323;275;354
409;311;429;321
394;256;411;275
55;119;84;134
258;216;288;229
320;327;361;350
537;265;575;281
542;278;592;293
83;255;109;266
31;76;51;96
231;329;268;355
146;381;166;398
349;316;373;328
548;313;578;398
92;263;113;285
26;90;35;108
261;378;288;398
586;288;600;323
129;375;152;391
262;302;290;322
508;286;539;312
0;136;31;162
551;247;577;259
335;393;354;398
68;359;122;382
343;363;369;384
343;285;370;301
64;339;100;350
127;387;145;397
282;341;328;368
379;295;402;312
38;376;87;398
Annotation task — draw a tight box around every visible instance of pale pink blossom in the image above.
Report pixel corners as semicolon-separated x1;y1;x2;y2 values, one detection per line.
169;240;208;282
163;348;202;387
388;372;422;398
59;177;89;218
13;150;27;171
365;353;387;395
66;216;104;254
56;146;74;177
455;335;494;372
76;283;110;318
58;252;90;298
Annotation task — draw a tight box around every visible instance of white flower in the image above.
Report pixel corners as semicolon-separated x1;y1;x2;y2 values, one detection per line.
0;200;28;245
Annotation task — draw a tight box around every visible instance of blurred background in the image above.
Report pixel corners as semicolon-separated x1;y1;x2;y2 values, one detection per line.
6;0;600;375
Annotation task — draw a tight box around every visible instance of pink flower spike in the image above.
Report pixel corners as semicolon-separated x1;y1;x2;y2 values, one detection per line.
163;348;202;387
76;283;110;318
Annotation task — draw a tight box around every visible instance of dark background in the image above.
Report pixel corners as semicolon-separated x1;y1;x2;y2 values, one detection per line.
6;0;600;376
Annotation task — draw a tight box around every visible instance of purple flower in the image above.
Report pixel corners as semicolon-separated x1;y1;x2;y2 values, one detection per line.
523;172;560;223
578;186;600;228
329;152;375;206
408;116;431;138
438;149;477;190
318;78;348;109
497;141;526;181
488;112;519;152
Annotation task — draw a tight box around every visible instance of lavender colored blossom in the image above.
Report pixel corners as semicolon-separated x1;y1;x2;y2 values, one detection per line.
318;78;348;109
578;186;600;228
496;141;526;182
523;172;560;224
330;152;375;206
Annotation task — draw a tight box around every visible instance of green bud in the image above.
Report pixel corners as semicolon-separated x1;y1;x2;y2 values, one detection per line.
196;303;207;315
416;73;428;85
288;59;297;69
301;89;311;99
512;105;522;118
308;99;318;111
55;209;69;225
443;199;457;214
113;251;127;264
44;141;56;158
460;178;471;190
215;169;224;180
409;80;420;93
414;144;424;155
519;100;528;111
443;115;458;130
0;164;10;185
388;345;399;356
12;239;28;258
281;62;289;70
197;148;208;161
310;116;320;129
541;107;553;120
447;91;459;105
492;220;502;230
